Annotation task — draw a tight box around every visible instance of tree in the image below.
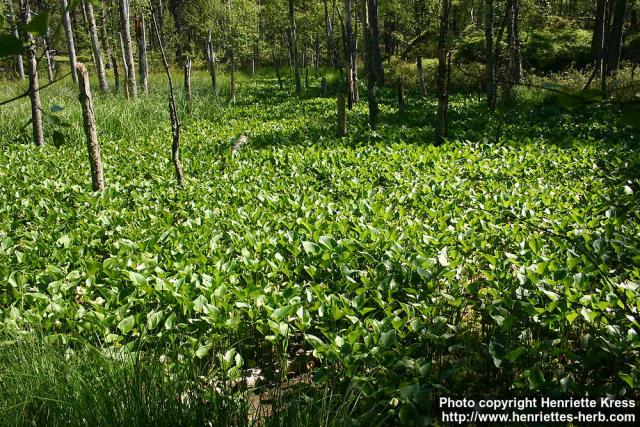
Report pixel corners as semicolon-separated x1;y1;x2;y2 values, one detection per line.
289;0;301;96
360;0;379;129
8;0;25;80
607;0;627;74
485;0;496;110
19;0;44;146
119;0;137;98
84;0;109;92
60;0;78;83
435;0;452;145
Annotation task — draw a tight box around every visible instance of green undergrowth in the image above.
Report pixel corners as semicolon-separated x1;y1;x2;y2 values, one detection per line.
1;70;639;425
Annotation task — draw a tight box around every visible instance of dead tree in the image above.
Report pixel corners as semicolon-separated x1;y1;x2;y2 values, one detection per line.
19;0;44;146
435;0;452;145
84;0;109;92
119;0;137;98
149;0;184;186
135;14;149;94
184;55;192;101
60;0;78;83
76;63;105;191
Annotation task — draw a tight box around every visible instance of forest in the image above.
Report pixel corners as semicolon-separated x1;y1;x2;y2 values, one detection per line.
0;0;639;425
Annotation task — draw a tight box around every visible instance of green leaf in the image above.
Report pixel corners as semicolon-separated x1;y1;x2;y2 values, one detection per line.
117;315;135;334
0;35;26;57
25;12;50;37
164;312;177;330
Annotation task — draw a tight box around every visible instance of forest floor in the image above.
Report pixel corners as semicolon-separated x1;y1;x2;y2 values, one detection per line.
0;70;639;426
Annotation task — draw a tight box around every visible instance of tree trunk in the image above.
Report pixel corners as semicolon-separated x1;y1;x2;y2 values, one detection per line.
485;0;496;110
119;33;130;99
61;0;78;83
8;1;25;80
361;0;379;130
184;56;192;101
76;63;105;191
324;0;336;66
37;0;55;83
135;14;149;94
367;0;384;86
20;0;44;146
607;0;627;74
345;0;355;109
435;0;452;145
229;50;237;102
289;0;302;96
337;94;347;136
149;0;183;187
119;0;137;98
353;2;360;103
417;56;427;97
84;1;109;92
100;2;112;70
591;0;607;59
274;48;284;89
314;34;320;77
397;78;405;113
206;30;218;92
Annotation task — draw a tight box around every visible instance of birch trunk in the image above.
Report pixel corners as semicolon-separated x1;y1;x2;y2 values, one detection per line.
84;1;109;92
289;0;302;96
61;0;78;83
119;0;137;98
135;14;149;94
76;63;105;191
20;0;44;146
435;0;452;145
8;0;25;80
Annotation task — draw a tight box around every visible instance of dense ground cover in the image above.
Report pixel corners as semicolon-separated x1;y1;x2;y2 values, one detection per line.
1;71;639;425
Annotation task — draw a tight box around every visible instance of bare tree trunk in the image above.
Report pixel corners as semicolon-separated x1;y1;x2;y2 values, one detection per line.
303;42;309;88
76;63;105;191
20;0;44;146
592;0;607;59
229;49;237;102
361;0;379;129
367;0;384;86
353;2;360;103
435;0;452;145
324;0;336;66
206;30;218;92
184;55;192;101
607;0;627;74
100;2;112;70
119;32;130;99
149;0;184;187
314;34;320;77
84;1;109;92
417;56;427;97
345;0;355;109
61;0;78;83
485;0;496;110
37;0;55;82
8;1;25;80
273;48;284;89
337;94;347;136
135;14;149;94
289;0;302;96
119;0;137;98
397;78;405;113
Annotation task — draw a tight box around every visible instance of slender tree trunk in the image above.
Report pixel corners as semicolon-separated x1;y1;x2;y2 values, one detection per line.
303;42;309;88
607;0;627;74
119;33;130;99
361;0;379;129
61;0;78;83
592;0;607;59
184;55;192;101
289;0;302;96
206;30;218;92
229;50;237;102
37;0;55;82
84;1;109;92
314;34;320;77
397;78;405;113
417;56;427;97
135;14;149;94
8;1;25;80
345;0;355;109
337;94;347;136
324;0;336;66
273;48;284;89
435;0;452;145
76;63;105;191
119;0;137;98
149;0;183;186
367;0;384;86
100;2;112;70
20;0;44;146
485;0;496;110
353;2;360;103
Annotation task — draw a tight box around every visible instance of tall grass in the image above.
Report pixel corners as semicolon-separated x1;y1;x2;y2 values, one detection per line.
0;333;380;426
